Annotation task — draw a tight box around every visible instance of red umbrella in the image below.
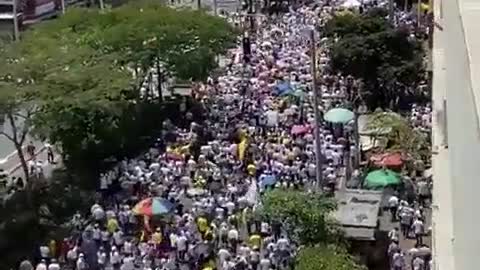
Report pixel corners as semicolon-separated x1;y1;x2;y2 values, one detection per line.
291;125;310;135
371;152;404;168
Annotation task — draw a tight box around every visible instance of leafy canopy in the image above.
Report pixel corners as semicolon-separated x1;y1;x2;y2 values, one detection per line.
0;2;236;176
326;9;425;109
366;112;430;161
296;245;366;270
258;189;342;245
323;9;391;38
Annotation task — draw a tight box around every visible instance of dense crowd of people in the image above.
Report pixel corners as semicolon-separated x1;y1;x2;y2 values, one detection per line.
17;1;434;270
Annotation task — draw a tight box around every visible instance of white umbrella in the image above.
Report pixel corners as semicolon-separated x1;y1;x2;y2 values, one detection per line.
187;187;206;197
341;0;361;8
261;41;273;48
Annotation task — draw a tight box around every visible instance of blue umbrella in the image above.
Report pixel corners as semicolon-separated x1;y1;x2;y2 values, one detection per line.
152;197;175;215
259;174;277;189
275;82;293;96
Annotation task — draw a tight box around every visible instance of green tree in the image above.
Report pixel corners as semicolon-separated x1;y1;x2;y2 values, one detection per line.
258;189;342;245
326;11;425;109
0;38;62;182
2;3;236;178
296;245;366;270
323;11;390;38
367;111;430;161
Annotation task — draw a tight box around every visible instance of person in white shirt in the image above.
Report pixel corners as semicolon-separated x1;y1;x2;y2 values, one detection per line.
388;195;399;221
76;254;87;270
259;256;271;270
35;260;47;270
176;233;188;260
412;219;424;245
97;247;107;270
123;238;133;255
66;246;78;267
277;235;289;251
228;227;239;251
113;229;124;247
218;248;231;266
388;227;399;243
110;246;121;269
92;205;105;222
47;259;60;270
39;245;50;261
120;255;135;270
250;247;261;270
392;252;405;270
19;259;34;270
92;223;101;244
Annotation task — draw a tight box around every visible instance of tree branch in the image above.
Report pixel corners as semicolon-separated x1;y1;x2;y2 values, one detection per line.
0;131;14;142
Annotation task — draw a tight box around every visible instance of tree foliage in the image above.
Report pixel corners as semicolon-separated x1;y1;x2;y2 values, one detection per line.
0;2;236;178
258;189;342;245
367;112;430;161
296;245;366;270
323;10;390;38
326;10;426;109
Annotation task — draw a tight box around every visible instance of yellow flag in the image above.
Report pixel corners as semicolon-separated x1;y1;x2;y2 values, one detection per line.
238;138;248;161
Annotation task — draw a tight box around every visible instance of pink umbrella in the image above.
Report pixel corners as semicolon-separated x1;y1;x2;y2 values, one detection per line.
291;125;310;135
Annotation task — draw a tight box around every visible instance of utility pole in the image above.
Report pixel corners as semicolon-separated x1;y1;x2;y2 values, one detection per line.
12;0;19;41
213;0;217;15
388;0;394;24
248;0;254;32
99;0;105;10
61;0;65;14
309;29;323;190
417;0;422;28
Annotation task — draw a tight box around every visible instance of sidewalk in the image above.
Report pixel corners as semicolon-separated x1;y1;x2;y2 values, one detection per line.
430;0;455;267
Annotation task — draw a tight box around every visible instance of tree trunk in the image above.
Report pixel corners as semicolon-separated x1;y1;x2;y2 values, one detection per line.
6;112;30;182
14;142;30;183
156;57;163;103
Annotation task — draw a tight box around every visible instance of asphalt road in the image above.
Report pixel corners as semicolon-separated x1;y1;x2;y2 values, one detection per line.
0;114;44;170
442;0;480;269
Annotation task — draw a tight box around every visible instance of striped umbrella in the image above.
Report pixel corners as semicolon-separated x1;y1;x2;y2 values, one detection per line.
133;197;175;216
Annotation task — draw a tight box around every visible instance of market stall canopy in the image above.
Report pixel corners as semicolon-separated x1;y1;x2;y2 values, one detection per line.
360;135;388;151
324;108;354;124
133;197;175;216
358;114;392;136
365;169;401;189
370;152;405;168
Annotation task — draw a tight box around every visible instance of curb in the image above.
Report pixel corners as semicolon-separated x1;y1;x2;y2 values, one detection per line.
7;146;47;175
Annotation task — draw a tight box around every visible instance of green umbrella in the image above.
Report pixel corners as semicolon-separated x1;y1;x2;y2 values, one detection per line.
324;108;354;124
292;89;306;99
365;169;401;188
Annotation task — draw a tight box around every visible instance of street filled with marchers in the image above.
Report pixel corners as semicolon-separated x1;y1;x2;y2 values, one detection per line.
0;0;433;270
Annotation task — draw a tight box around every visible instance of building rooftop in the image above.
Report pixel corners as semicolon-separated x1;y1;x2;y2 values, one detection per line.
334;189;382;229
